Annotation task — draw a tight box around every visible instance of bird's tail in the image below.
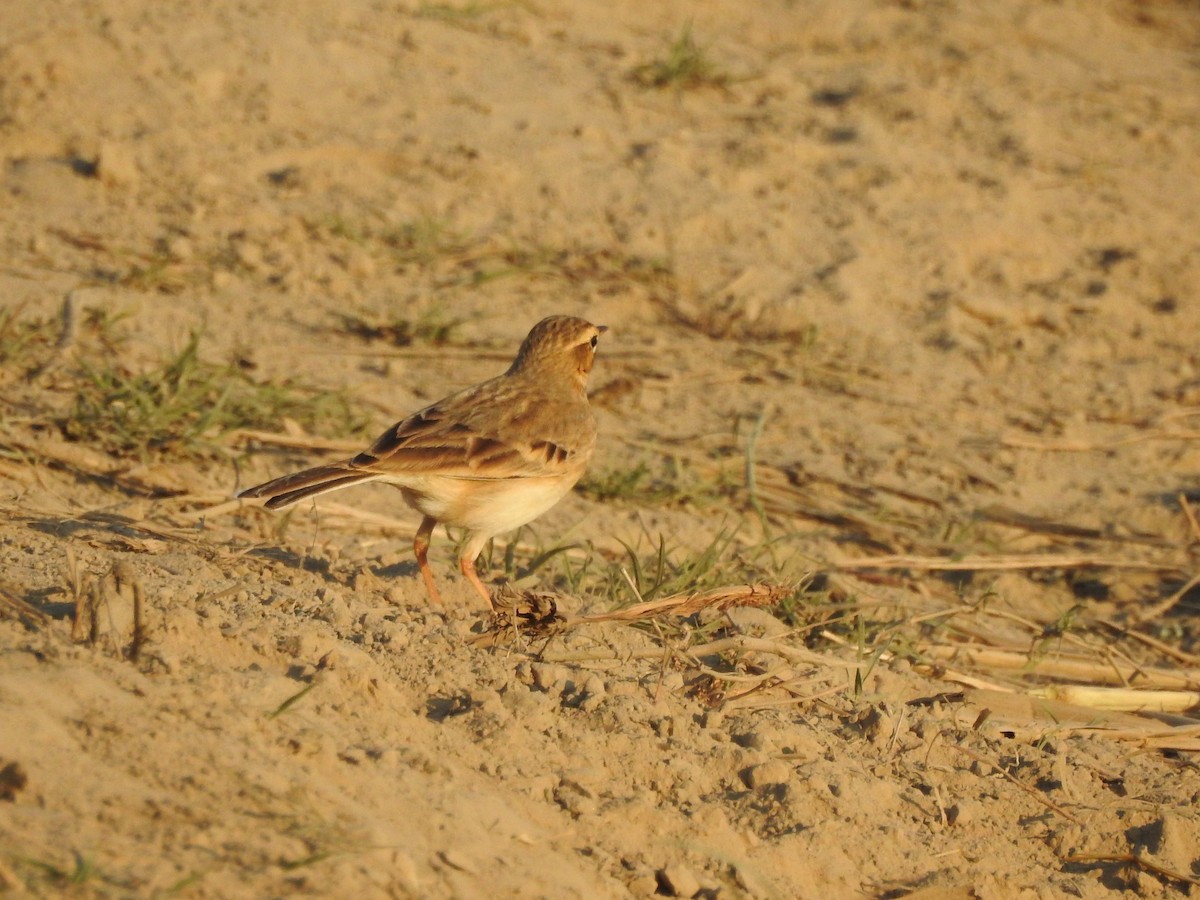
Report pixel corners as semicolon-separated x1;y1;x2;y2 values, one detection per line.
238;464;377;509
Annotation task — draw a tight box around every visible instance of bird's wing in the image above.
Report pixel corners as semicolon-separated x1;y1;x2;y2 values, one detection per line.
350;378;594;482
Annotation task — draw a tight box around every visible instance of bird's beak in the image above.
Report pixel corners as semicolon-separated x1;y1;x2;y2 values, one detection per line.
597;325;608;334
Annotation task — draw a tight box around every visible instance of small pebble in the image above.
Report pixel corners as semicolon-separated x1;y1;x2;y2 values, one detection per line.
657;863;700;898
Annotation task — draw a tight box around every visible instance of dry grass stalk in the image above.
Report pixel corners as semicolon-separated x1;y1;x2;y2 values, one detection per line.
831;553;1181;573
980;722;1200;753
3;431;193;495
1179;492;1200;545
66;546;93;643
1001;430;1200;452
720;682;845;712
227;429;362;453
1028;684;1200;713
540;634;858;674
918;643;1200;690
576;583;791;623
1061;853;1200;889
70;556;146;661
1093;617;1200;666
950;744;1084;826
961;689;1200;751
172;495;252;523
262;499;420;535
115;562;146;663
0;582;49;628
978;504;1169;547
1081;727;1200;752
1131;570;1200;624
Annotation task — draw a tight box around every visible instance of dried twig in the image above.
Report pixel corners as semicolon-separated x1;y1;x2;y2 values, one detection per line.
916;643;1200;690
1092;617;1200;666
2;432;193;495
227;429;362;453
1062;852;1200;888
1131;570;1200;625
1001;431;1200;452
538;634;858;674
0;582;49;628
961;689;1200;751
978;504;1168;546
830;553;1180;573
950;744;1083;826
1180;493;1200;545
574;583;791;623
1028;684;1200;714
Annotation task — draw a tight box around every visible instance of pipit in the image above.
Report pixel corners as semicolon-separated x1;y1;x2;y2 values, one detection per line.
239;315;605;610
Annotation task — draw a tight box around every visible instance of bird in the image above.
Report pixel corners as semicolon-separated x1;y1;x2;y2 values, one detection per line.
238;315;605;610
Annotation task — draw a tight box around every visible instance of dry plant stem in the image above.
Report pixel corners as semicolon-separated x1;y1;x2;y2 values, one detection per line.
3;432;196;496
618;566;645;604
950;744;1084;826
1007;725;1200;752
722;684;846;711
114;561;146;662
273;499;419;534
1000;431;1200;452
691;661;796;684
918;643;1200;690
575;583;788;623
1180;493;1200;544
823;627;1200;712
917;666;1014;692
1096;617;1200;666
1131;569;1200;624
67;546;93;643
963;689;1200;751
817;629;1014;691
175;498;250;523
0;582;49;626
938;602;1111;658
977;503;1167;545
1028;684;1200;713
538;634;860;673
228;429;363;453
1062;853;1200;888
830;553;1180;573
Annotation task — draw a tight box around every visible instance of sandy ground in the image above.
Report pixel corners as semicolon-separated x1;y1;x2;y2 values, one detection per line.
2;0;1200;896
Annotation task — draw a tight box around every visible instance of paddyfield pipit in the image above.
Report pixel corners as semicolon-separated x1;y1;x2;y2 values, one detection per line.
239;315;605;610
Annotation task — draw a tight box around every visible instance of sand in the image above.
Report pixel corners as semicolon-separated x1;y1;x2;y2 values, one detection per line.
2;0;1199;896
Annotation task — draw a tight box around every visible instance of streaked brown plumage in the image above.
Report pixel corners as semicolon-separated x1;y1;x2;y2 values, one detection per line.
238;315;605;609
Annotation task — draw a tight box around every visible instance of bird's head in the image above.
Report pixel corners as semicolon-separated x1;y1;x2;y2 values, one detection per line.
508;315;607;385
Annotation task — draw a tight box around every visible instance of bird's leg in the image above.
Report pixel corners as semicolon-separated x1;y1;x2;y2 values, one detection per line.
413;516;441;604
459;554;496;611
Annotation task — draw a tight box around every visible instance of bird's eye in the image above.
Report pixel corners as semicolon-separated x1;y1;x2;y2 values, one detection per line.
589;335;599;349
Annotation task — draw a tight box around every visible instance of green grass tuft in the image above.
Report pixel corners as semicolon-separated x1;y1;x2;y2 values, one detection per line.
0;306;56;370
62;332;371;460
631;23;729;90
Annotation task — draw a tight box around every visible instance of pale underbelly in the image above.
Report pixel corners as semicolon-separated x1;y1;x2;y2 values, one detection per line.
382;474;577;537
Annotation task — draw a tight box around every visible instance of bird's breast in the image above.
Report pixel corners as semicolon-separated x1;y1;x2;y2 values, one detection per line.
386;473;579;537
